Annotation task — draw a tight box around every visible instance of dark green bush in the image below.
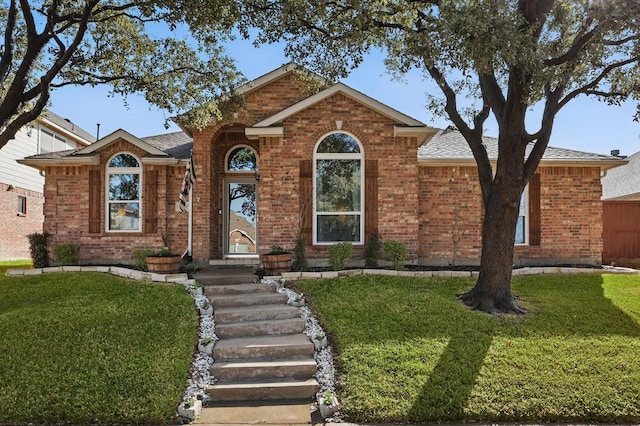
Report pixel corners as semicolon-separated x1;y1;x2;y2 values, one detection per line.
132;249;155;271
364;233;381;268
52;243;79;266
384;239;407;270
27;232;51;268
329;242;353;271
292;237;309;272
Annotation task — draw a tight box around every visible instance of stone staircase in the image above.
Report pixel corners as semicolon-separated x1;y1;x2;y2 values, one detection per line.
198;270;320;403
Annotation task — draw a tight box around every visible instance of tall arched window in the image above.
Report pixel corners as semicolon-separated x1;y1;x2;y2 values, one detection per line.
314;132;364;244
106;153;141;232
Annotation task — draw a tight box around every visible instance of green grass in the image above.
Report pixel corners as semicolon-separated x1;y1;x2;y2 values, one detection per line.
0;271;197;425
0;259;31;276
297;273;640;423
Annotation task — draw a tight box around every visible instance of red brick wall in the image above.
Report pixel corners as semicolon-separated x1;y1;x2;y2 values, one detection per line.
42;138;188;264
418;165;603;266
0;183;44;259
252;92;420;259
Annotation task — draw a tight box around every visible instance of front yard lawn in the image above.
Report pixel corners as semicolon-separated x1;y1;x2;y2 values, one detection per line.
0;271;197;425
297;273;640;423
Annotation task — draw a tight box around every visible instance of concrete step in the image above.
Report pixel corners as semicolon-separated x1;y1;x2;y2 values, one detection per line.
211;358;317;381
215;304;301;323
216;318;306;338
213;334;315;360
211;292;288;308
206;378;320;402
194;267;257;286
205;282;277;296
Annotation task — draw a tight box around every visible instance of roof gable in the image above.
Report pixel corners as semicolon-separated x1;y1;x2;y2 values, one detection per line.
77;129;168;156
236;62;331;96
251;82;427;128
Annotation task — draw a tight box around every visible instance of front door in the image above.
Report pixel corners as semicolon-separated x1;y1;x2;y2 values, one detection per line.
224;179;258;257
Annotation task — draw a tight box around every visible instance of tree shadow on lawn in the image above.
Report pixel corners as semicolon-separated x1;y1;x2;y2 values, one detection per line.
403;274;640;421
321;274;640;422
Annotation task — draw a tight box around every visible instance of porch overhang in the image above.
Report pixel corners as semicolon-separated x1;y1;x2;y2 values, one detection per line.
394;126;440;146
245;127;284;140
18;154;100;170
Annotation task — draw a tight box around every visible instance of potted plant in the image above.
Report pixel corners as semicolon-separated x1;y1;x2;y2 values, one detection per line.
146;246;182;274
288;292;305;307
318;389;339;418
261;245;293;275
198;300;213;316
198;337;214;355
311;332;327;350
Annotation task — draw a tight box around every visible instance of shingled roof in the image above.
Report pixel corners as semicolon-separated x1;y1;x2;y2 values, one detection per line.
602;150;640;200
141;131;193;159
419;129;624;168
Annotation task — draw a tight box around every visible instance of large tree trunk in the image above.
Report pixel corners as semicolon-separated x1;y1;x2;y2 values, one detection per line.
459;116;529;314
459;180;526;314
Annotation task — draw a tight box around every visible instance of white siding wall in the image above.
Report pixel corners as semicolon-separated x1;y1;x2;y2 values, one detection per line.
0;125;43;193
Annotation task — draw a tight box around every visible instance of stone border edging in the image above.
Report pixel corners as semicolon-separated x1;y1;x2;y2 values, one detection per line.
5;265;189;282
276;265;638;281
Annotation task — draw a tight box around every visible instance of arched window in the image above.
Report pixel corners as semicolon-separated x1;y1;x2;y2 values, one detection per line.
106;153;141;232
314;132;364;244
226;146;257;172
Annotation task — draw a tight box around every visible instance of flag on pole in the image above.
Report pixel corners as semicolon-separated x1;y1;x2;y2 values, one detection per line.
178;152;196;212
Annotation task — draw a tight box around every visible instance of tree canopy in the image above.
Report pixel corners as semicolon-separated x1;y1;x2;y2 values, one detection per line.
239;0;640;312
0;0;244;149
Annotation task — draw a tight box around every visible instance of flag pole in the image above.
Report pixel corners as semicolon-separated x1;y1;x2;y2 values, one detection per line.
188;176;193;259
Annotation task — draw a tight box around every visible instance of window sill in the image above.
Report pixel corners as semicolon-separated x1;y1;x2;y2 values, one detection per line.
16;213;26;217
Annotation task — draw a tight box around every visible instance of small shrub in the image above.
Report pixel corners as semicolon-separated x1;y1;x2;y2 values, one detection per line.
132;249;155;271
184;262;199;274
329;242;353;271
52;243;79;266
27;232;51;268
364;233;381;268
385;240;407;270
292;237;309;272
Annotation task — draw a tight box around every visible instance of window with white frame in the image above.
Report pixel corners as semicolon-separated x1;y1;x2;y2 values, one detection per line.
39;128;68;153
17;196;26;215
106;153;141;232
515;186;528;244
314;132;364;244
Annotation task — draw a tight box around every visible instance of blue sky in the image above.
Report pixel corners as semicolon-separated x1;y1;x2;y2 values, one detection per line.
49;39;640;157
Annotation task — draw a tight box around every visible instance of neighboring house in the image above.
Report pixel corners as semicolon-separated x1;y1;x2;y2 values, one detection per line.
1;112;94;260
20;64;624;267
601;150;640;263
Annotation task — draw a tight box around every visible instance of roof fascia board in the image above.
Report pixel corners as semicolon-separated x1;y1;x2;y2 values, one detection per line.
418;157;626;169
245;127;284;140
18;154;100;169
141;157;189;166
395;126;440;145
78;129;168;156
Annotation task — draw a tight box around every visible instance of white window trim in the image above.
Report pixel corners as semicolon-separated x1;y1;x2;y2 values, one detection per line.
516;185;529;246
312;131;365;245
39;127;67;154
225;145;258;173
105;152;142;233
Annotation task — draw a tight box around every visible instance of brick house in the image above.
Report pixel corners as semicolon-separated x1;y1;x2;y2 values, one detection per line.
1;111;94;260
21;64;624;267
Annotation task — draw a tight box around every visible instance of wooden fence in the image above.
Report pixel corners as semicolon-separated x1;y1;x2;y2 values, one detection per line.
602;201;640;263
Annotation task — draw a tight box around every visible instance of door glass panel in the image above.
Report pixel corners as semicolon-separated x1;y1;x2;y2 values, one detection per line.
227;182;257;254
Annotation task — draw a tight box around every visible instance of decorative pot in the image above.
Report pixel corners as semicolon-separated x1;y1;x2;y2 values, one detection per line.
318;392;339;418
261;252;293;275
146;254;181;274
198;340;214;355
311;336;328;350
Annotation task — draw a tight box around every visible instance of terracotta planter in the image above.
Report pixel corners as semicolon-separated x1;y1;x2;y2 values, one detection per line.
146;254;181;274
261;252;293;275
